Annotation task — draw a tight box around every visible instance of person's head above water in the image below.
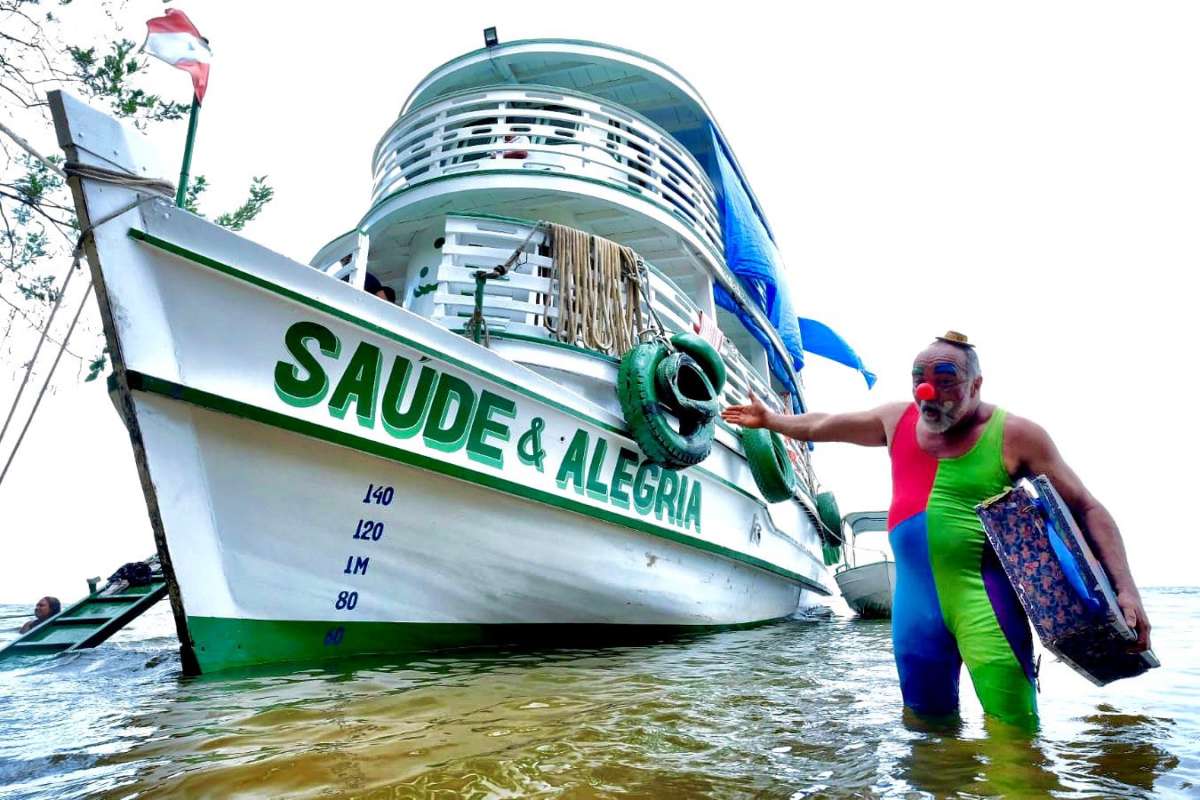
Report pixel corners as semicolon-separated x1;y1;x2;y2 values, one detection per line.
34;596;60;620
912;331;982;434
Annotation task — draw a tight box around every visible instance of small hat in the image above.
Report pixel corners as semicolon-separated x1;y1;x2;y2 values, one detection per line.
936;330;974;348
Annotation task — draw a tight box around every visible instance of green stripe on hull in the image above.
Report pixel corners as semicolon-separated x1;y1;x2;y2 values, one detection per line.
187;615;792;674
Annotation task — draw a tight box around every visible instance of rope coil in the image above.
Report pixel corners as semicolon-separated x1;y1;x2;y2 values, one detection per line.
544;223;655;357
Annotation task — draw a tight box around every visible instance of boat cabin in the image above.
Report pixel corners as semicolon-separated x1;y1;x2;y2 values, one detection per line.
308;39;815;491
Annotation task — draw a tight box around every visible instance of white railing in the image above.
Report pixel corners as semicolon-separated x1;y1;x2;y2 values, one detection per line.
371;86;722;259
393;215;814;494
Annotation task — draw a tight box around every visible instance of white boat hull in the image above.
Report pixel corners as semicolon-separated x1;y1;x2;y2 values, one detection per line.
835;561;896;619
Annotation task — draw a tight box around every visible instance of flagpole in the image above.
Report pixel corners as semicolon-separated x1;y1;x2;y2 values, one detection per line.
175;94;201;208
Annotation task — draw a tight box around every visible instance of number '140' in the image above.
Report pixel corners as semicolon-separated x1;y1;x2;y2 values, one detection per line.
363;484;394;505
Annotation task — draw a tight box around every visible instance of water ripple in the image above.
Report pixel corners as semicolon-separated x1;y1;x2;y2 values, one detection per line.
0;589;1195;799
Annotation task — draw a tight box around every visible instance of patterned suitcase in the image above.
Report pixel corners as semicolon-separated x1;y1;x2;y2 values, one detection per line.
975;475;1159;686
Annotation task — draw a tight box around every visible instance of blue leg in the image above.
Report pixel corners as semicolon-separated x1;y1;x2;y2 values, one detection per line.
890;513;962;716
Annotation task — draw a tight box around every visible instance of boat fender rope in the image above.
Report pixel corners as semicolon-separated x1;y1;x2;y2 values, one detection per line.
465;221;546;347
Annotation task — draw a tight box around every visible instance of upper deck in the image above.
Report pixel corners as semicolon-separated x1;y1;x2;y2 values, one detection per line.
316;37;818;426
398;38;776;238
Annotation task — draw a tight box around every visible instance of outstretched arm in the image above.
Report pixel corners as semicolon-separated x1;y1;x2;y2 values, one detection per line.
1009;417;1151;652
720;393;897;447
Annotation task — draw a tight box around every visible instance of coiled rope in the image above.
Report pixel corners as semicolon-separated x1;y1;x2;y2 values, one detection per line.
0;162;174;490
545;223;651;357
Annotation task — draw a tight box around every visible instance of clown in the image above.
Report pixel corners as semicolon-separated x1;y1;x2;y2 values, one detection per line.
721;331;1150;726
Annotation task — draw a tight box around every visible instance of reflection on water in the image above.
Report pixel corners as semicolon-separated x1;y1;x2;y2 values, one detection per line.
0;588;1196;799
1060;706;1180;795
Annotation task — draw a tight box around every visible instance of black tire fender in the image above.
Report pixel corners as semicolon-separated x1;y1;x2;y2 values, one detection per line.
654;351;719;424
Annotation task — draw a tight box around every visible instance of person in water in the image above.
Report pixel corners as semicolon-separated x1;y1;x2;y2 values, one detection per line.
721;331;1150;725
19;596;61;634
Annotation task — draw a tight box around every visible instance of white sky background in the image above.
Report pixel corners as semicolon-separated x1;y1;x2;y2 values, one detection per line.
1;1;1197;604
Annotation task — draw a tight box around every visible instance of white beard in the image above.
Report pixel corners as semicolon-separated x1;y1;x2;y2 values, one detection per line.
919;401;957;433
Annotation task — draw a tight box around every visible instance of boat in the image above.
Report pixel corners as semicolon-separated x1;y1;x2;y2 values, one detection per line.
834;512;895;618
0;557;167;663
50;36;845;674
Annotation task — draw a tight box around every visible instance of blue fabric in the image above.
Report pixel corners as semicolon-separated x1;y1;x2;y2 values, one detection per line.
708;126;804;396
797;318;877;389
705;127;875;406
1035;495;1102;614
712;284;802;412
889;513;963;716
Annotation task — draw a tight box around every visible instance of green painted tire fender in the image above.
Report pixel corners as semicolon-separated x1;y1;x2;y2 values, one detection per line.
816;491;842;541
740;427;797;503
654;351;719;423
618;341;716;468
670;332;726;393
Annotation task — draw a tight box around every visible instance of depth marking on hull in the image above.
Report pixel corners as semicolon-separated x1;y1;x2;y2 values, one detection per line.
125;369;830;595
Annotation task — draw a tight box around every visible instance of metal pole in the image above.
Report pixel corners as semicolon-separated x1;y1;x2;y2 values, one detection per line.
175;95;201;208
471;272;487;344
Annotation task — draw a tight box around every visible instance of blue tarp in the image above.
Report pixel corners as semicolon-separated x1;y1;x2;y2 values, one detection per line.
708;126;805;407
798;318;877;389
706;125;873;399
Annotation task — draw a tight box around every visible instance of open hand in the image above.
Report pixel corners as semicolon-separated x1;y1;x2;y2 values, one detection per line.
1117;591;1152;652
720;391;772;429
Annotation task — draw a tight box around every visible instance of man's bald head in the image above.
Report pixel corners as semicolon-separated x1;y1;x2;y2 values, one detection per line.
918;339;980;381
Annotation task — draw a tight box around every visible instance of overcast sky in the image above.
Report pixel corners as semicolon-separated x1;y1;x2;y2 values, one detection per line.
1;1;1197;604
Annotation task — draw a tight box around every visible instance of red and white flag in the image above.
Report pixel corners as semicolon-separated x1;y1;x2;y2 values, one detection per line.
143;9;211;103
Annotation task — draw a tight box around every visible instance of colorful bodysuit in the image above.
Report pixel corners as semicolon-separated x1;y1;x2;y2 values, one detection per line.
888;405;1038;724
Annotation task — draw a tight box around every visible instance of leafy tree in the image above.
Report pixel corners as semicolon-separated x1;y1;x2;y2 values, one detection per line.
0;0;273;380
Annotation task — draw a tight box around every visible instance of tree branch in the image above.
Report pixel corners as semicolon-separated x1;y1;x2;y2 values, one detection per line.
0;290;87;362
0;120;66;179
0;191;76;243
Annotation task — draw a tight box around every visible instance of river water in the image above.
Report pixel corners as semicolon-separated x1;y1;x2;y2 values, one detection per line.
0;588;1195;799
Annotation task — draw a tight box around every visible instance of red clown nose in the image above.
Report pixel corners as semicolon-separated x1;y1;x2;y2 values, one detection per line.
916;382;937;401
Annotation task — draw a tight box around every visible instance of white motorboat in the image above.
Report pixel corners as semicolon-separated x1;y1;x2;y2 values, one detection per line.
835;512;895;618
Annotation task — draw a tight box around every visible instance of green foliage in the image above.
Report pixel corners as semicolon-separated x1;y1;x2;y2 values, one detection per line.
68;39;190;128
2;156;69;301
0;1;274;382
181;174;275;232
181;175;209;216
12;155;65;205
214;177;274;232
84;345;109;382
